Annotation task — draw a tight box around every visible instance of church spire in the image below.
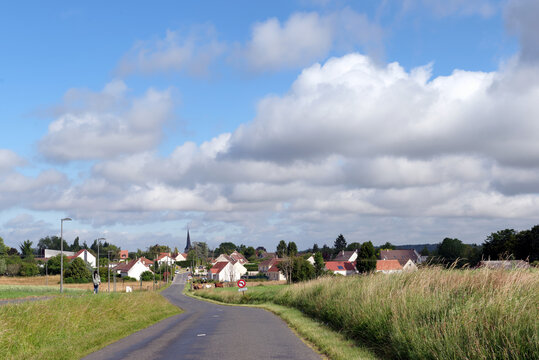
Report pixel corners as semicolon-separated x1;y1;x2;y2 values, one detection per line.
184;229;192;253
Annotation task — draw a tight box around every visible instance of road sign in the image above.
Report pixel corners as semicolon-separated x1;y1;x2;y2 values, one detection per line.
237;279;247;288
238;288;248;292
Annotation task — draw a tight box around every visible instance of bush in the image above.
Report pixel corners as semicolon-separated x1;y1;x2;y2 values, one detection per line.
140;271;154;281
121;276;137;282
244;264;259;271
64;258;92;282
356;259;377;273
19;262;39;276
64;277;90;284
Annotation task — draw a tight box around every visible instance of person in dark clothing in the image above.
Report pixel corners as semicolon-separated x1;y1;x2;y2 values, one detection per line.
92;270;101;294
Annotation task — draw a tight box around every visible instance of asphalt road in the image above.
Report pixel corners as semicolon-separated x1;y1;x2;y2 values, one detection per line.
83;273;321;360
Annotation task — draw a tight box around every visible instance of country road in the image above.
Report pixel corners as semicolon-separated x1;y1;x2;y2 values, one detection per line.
83;273;321;360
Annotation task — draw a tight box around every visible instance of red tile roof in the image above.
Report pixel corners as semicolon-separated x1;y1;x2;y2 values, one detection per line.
119;250;128;258
325;261;356;271
115;259;138;272
210;261;229;274
267;264;281;273
67;249;89;260
139;257;154;266
376;260;403;271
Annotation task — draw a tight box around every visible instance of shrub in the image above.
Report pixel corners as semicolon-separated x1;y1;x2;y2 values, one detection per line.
19;262;39;277
244;264;259;271
121;276;137;282
140;271;154;281
356;259;377;273
64;258;92;282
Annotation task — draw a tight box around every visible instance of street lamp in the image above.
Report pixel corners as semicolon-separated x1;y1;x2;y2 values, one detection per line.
96;237;105;268
60;217;72;293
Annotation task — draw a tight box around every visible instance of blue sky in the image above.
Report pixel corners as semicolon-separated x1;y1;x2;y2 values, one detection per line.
1;0;538;252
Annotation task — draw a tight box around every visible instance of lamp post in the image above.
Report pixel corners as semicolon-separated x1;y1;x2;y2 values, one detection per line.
107;250;111;293
60;217;72;293
96;237;105;269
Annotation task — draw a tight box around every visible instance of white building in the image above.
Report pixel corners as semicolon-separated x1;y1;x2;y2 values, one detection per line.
210;261;247;282
115;258;152;280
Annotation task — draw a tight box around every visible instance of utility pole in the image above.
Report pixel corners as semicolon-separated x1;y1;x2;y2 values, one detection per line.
107;250;111;293
60;217;72;293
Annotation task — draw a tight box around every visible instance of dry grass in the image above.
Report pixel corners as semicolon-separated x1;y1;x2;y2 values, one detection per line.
197;267;539;360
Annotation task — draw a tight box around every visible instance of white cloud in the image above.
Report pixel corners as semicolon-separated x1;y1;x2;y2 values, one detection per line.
38;80;174;162
117;25;226;77
0;149;25;172
241;10;383;71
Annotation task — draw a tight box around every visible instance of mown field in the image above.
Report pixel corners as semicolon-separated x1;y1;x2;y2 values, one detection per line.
195;267;539;360
0;275;162;293
0;284;86;299
0;290;181;360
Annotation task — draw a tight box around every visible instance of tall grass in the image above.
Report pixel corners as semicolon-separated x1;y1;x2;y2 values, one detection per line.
0;285;85;299
0;291;181;359
197;267;539;359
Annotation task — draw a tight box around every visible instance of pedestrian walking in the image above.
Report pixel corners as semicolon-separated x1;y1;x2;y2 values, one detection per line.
93;270;101;294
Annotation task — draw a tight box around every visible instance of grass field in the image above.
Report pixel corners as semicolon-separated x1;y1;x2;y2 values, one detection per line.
0;290;181;359
0;275;165;293
195;267;539;360
0;285;86;299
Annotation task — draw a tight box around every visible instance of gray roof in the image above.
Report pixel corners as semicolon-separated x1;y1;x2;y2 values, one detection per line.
380;249;420;265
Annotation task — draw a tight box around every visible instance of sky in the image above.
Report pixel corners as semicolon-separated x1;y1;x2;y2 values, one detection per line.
1;0;539;252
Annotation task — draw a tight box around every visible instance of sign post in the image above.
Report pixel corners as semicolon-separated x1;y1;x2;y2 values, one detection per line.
237;279;247;295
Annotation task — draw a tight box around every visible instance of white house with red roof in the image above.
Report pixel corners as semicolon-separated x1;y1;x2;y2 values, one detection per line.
67;249;97;268
229;251;248;264
376;259;417;274
210;261;247;282
114;258;153;280
325;261;357;276
267;263;286;281
156;253;174;266
173;252;187;262
258;257;281;273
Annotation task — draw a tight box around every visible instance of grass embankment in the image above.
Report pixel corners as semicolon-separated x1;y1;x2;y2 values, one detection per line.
0;291;181;359
196;268;539;360
0;285;86;299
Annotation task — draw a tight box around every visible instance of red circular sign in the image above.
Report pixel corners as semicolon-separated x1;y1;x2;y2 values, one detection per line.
237;279;246;288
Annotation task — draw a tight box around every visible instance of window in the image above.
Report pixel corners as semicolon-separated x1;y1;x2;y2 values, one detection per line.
338;266;344;270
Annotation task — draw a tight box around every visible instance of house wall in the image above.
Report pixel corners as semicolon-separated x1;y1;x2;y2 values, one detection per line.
127;261;151;280
267;271;286;281
79;251;96;268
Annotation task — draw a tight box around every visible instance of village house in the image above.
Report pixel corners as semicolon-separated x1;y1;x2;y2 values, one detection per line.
40;248;97;268
212;253;235;265
258;257;281;273
114;258;153;280
229;250;248;264
119;250;129;262
267;263;286;281
380;249;423;265
333;250;358;262
325;261;357;276
376;259;418;274
173;252;187;262
478;260;530;270
156;253;175;266
210;261;247;282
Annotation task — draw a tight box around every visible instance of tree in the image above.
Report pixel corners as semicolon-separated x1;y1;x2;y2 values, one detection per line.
46;254;69;275
70;237;81;252
276;240;287;258
359;241;375;259
7;248;19;256
290;257;315;283
19;240;34;258
287;242;298;257
0;236;7;255
312;244;320;253
314;252;325;277
420;246;430;256
514;225;539;262
356;259;377;273
482;229;517;260
437;238;465;263
346;242;361;251
64;257;92;282
357;241;377;273
277;256;294;284
321;244;332;261
215;242;237;255
19;261;39;276
37;236;67;255
380;242;396;250
334;234;347;253
243;246;256;261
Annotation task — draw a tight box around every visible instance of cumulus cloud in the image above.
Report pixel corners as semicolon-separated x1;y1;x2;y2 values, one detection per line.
505;0;539;64
38;80;174;162
117;25;226;77
241;9;383;71
0;149;25;172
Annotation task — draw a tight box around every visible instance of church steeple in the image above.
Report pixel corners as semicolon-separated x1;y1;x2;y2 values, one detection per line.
184;229;192;253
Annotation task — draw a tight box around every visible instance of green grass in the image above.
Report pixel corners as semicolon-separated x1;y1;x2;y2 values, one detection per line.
0;285;86;299
0;291;182;359
195;267;539;360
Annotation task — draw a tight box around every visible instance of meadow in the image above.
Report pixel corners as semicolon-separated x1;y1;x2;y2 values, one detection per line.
0;290;181;359
0;284;85;299
195;267;539;360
